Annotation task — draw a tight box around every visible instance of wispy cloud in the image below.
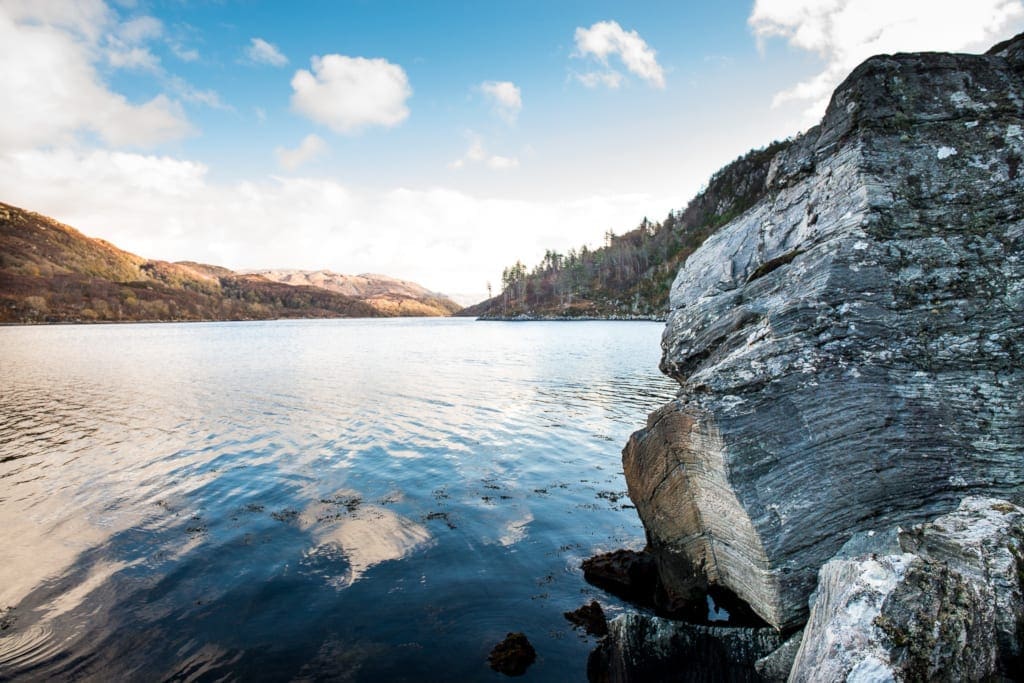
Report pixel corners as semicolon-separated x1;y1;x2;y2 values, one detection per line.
573;20;665;89
448;133;519;170
167;76;232;110
245;37;288;66
572;70;624;89
479;80;522;123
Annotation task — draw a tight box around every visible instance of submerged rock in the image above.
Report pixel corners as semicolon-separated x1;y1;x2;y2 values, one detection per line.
487;632;536;676
581;549;658;606
625;32;1024;631
588;613;783;683
789;497;1024;681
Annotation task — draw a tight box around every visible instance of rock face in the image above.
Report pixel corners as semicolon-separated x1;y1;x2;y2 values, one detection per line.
624;35;1024;631
789;497;1024;681
589;613;783;683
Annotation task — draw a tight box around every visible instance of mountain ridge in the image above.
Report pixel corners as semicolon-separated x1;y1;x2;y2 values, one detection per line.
248;269;460;317
0;202;456;323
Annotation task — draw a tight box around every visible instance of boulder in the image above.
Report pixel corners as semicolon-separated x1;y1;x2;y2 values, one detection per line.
789;497;1024;681
625;33;1024;630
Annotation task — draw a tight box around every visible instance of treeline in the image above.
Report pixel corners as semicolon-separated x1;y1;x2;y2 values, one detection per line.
463;139;791;319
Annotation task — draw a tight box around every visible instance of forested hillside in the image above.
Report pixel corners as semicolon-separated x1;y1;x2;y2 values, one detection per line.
459;140;790;319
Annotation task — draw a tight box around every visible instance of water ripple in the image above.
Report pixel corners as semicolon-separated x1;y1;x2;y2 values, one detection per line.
0;319;676;681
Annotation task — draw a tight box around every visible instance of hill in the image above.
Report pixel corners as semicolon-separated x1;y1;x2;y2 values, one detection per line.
459;140;790;319
0;202;445;323
249;270;460;317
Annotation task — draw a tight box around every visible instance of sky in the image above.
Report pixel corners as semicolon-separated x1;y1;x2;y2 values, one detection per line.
1;1;1022;304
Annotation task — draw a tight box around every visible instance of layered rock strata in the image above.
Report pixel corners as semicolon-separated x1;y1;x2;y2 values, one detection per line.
624;34;1024;631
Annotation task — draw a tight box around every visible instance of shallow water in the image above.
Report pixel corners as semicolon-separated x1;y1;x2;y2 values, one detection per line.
0;318;676;681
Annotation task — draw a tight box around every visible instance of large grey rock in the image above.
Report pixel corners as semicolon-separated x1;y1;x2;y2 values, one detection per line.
625;34;1024;631
589;613;783;683
788;497;1024;681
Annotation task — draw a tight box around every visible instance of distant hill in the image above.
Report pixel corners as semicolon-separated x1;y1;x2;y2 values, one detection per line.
249;270;461;317
0;202;449;323
458;140;789;319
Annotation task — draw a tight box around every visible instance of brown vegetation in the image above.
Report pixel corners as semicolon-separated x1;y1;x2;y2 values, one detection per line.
0;202;408;323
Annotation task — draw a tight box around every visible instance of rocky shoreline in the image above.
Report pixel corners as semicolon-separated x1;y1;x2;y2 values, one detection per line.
582;33;1024;681
477;314;666;322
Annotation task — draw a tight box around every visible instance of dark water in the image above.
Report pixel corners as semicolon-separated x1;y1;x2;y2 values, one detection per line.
0;318;676;681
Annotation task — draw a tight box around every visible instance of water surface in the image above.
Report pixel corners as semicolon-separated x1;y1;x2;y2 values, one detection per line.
0;318;676;681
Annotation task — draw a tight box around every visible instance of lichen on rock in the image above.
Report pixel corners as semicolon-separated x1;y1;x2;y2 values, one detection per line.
788;497;1024;681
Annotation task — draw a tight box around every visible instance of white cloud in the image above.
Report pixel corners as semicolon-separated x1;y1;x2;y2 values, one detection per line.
291;55;412;134
486;155;519;170
276;134;327;170
480;80;522;123
106;45;159;70
449;134;519;170
167;77;231;110
0;5;192;152
117;15;161;43
245;37;288;66
749;0;1024;121
574;20;666;88
1;0;114;41
573;70;624;89
170;43;199;62
0;147;668;302
104;14;162;71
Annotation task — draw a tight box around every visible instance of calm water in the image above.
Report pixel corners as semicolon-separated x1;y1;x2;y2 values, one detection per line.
0;318;676;681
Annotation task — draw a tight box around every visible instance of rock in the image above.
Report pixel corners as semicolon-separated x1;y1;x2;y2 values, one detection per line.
625;33;1024;630
789;497;1024;681
581;549;659;606
565;600;609;637
753;630;802;682
588;613;784;683
487;632;536;676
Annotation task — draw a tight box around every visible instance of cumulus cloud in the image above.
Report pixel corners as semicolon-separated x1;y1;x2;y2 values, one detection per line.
749;0;1024;121
0;7;193;150
290;55;412;134
448;134;519;170
573;20;665;88
0;5;193;152
480;80;522;123
0;147;669;301
245;37;288;66
276;134;327;170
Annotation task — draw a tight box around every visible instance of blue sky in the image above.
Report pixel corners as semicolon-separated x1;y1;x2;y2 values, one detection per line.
2;0;1022;302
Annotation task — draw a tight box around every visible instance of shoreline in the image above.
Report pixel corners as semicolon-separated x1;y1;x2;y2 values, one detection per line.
1;315;667;327
476;314;666;322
